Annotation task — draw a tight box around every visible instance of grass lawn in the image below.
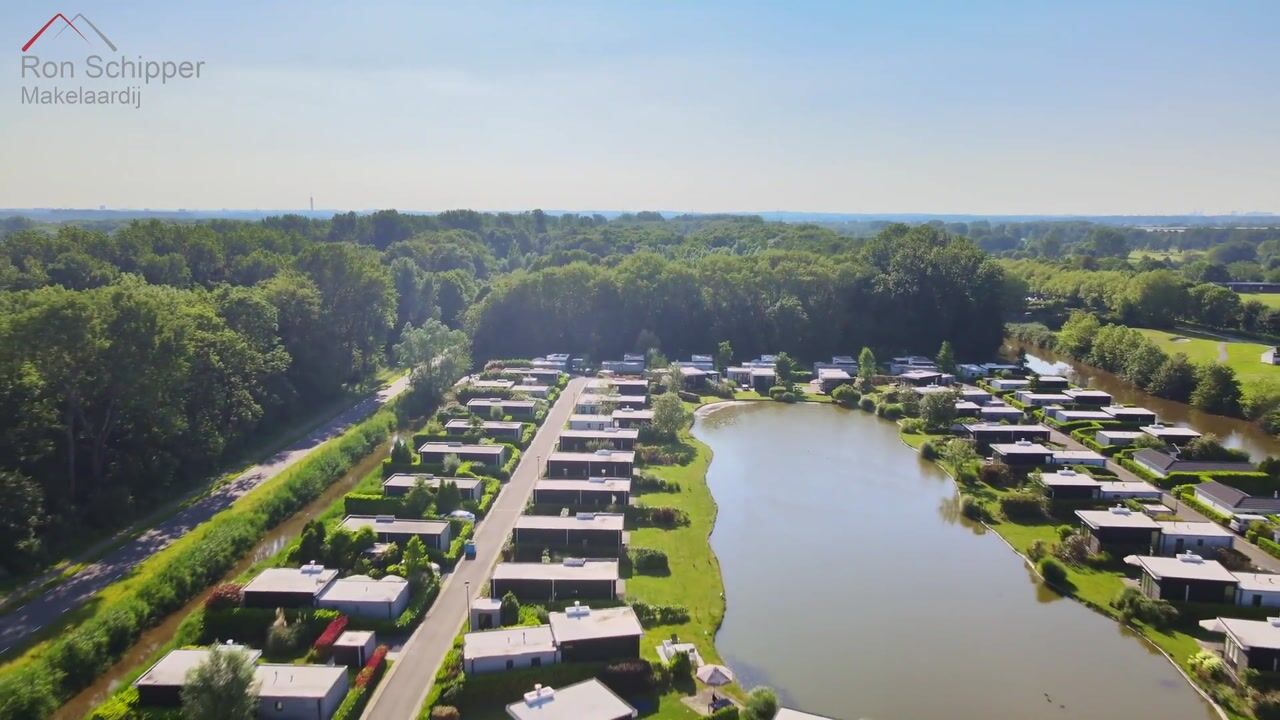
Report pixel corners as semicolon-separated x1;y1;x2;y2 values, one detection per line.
1244;293;1280;310
1135;327;1280;386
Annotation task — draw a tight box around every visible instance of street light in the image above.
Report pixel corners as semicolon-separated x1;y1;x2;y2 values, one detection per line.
465;581;472;628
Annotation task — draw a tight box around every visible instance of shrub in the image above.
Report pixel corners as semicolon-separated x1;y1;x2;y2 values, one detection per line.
979;463;1014;488
344;493;405;516
634;472;681;493
312;615;349;657
204;583;243;610
629;547;670;574
1037;557;1069;587
959;495;989;522
919;440;939;461
1254;692;1280;720
669;649;693;679
599;659;656;696
630;601;690;626
430;707;461;720
710;707;740;720
779;391;797;403
355;645;389;689
1027;539;1048;562
831;385;860;407
630;505;690;527
1188;650;1227;682
900;418;926;434
858;396;876;412
1111;587;1179;629
999;492;1047;520
1053;533;1091;565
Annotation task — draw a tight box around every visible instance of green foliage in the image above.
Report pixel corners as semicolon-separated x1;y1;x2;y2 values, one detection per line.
920;390;958;431
919;440;939;460
1190;363;1243;415
1000;491;1048;520
935;340;957;373
500;591;520;626
858;396;876;412
742;686;780;720
1187;649;1227;682
344;493;405;517
629;547;670;574
629;600;691;626
830;384;860;406
1037;557;1069;587
180;645;257;720
1111;587;1179;628
858;347;877;383
668;648;693;678
651;390;691;440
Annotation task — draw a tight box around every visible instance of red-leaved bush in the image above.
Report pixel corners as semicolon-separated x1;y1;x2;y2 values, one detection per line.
312;614;349;654
203;583;244;610
355;644;389;688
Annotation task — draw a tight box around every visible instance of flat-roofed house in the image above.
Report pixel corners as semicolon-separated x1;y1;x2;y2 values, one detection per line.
243;565;338;609
569;414;613;431
1126;553;1238;603
340;515;452;551
1012;391;1072;407
382;473;483;501
512;513;626;554
547;449;634;479
1202;617;1280;674
505;679;637;720
816;367;852;393
134;646;262;706
1064;388;1113;406
490;559;621;602
989;378;1030;391
445;418;525;441
1154;521;1235;558
1035;375;1070;390
963;423;1050;450
1234;574;1280;608
954;400;982;417
463;625;559;674
898;369;945;387
576;394;647;414
889;356;935;375
419;441;509;468
1102;406;1159;425
1096;430;1145;448
1140;424;1202;445
534;354;571;371
467;397;537;419
507;367;563;385
673;364;716;389
468;379;516;392
512;384;551;399
1052;449;1108;467
1077;506;1160;554
601;353;646;375
548;604;643;662
1097;481;1163;501
332;630;376;667
957;386;992;404
1036;470;1099;500
991;441;1054;467
558;427;639;452
1194;482;1280;518
534;477;631;507
978;404;1025;423
1134;450;1255;479
1045;407;1114;423
317;575;410;619
611;408;654;428
255;663;348;720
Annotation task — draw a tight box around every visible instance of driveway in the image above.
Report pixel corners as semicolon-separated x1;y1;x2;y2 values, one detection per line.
0;375;410;657
362;377;586;720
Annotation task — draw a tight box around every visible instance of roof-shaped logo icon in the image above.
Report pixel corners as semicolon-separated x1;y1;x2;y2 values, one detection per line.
22;13;117;52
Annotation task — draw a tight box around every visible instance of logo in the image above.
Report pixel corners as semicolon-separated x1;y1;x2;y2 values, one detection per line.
22;13;116;52
17;12;205;110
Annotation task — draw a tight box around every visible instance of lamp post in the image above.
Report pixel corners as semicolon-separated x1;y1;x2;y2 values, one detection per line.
464;581;472;629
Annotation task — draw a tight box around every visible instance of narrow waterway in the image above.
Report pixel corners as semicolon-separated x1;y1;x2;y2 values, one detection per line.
1009;341;1280;460
696;402;1218;720
54;436;394;720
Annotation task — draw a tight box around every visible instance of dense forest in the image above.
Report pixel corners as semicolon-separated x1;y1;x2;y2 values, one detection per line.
0;212;1009;577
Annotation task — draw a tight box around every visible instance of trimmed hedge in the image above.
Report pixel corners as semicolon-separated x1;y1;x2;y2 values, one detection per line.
0;400;400;719
345;493;406;516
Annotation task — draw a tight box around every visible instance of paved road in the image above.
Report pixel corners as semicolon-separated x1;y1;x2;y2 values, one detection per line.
363;377;586;720
0;375;411;657
1048;427;1280;573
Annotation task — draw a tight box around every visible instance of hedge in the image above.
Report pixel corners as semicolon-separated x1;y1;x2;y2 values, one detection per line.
628;547;669;574
1174;489;1233;526
345;493;406;516
1163;471;1275;495
1260;537;1280;562
201;607;338;646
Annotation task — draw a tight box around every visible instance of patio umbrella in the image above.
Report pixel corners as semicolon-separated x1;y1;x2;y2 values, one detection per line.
696;664;735;686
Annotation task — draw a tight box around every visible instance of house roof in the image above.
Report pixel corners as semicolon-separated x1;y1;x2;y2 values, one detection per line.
467;398;537;408
817;368;850;380
135;646;261;688
990;378;1030;386
243;566;337;596
464;625;556;660
1103;406;1157;417
419;441;507;456
1124;554;1238;583
548;450;635;464
1140;425;1202;440
964;423;1048;433
446;418;523;431
1097;481;1162;495
978;405;1025;416
559;428;640;440
383;474;482;492
1136;451;1255;476
506;678;637;720
318;576;410;604
1018;393;1072;401
1233;573;1280;594
535;477;631;493
1194;482;1280;512
1076;508;1160;530
334;630;375;648
570;414;613;424
254;664;347;699
515;513;625;531
1215;617;1280;651
1064;388;1112;399
1155;521;1235;539
991;442;1052;455
775;710;838;720
1038;471;1100;488
548;605;643;643
1053;450;1107;462
1096;430;1144;439
611;409;654;419
492;560;620;582
340;515;451;537
1049;409;1113;420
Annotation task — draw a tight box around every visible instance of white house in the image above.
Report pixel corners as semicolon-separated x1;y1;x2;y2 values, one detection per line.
1235;574;1280;608
255;664;348;720
316;575;410;620
464;625;559;674
1154;521;1235;558
569;414;613;431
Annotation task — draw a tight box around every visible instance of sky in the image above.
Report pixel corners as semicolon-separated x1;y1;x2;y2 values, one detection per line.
1;1;1278;215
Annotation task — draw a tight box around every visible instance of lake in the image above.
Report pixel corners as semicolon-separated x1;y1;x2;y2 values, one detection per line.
695;401;1218;720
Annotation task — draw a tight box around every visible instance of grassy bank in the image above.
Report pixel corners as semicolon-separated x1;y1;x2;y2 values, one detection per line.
1135;327;1279;386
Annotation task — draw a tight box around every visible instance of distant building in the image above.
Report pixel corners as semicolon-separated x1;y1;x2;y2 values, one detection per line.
134;646;261;706
340;515;452;551
505;679;637;720
255;663;348;720
533;477;631;507
317;575;410;619
419;441;510;467
558;427;639;452
1133;450;1254;479
1125;553;1238;603
464;625;559;674
512;513;627;554
548;604;643;662
1193;482;1280;517
991;441;1054;467
445;418;524;441
547;449;635;479
490;559;621;602
1202;617;1280;675
1154;521;1234;558
601;353;646;375
382;473;482;501
1263;347;1280;366
1076;507;1160;554
243;565;337;609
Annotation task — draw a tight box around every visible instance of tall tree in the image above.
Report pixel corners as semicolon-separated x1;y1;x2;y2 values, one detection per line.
180;646;258;720
935;341;957;373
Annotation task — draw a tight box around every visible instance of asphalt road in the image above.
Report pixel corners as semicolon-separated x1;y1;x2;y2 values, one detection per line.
0;374;411;657
362;376;586;720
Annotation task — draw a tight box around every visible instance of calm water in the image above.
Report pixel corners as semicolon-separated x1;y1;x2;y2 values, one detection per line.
696;402;1218;720
1011;342;1280;461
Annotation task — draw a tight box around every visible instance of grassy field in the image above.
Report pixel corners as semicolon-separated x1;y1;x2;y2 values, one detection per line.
1243;293;1280;310
1135;327;1280;385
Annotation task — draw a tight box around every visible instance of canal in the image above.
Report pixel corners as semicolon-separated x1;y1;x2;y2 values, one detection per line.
695;401;1218;720
1010;341;1280;460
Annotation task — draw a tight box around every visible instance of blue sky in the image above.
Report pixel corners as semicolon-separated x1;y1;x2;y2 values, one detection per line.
2;1;1277;214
